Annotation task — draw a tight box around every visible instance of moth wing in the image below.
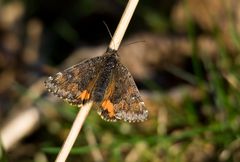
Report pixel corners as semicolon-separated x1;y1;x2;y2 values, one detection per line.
96;62;148;122
45;56;103;106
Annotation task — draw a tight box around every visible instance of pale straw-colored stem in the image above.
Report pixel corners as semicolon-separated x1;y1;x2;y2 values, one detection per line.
55;0;139;161
55;102;93;162
108;0;139;50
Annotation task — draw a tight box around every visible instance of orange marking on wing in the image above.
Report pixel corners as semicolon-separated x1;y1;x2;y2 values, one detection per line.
102;100;115;117
78;90;90;100
86;92;90;99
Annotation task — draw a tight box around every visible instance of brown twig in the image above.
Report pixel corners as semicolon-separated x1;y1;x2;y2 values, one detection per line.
85;126;104;162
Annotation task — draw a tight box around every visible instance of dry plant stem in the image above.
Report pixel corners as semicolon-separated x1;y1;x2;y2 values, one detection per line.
85;127;104;162
56;0;139;161
109;0;139;50
55;102;93;162
1;107;40;151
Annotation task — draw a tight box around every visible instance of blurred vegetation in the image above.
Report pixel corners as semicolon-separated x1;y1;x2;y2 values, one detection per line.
0;0;240;162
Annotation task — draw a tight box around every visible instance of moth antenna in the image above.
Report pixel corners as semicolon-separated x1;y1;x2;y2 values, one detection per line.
103;22;145;51
103;21;116;50
117;40;146;52
103;21;113;39
124;40;146;47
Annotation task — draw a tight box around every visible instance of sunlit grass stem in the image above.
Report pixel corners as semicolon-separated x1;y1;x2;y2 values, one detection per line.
55;0;139;161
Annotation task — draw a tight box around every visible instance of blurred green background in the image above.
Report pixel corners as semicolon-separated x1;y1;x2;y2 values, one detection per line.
0;0;240;162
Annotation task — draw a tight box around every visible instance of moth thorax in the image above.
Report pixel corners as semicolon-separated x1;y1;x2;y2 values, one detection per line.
105;55;117;68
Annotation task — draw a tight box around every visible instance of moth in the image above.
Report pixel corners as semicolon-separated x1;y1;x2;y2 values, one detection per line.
45;48;148;122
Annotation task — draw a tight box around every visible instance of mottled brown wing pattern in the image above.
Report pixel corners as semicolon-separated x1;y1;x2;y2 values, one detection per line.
45;50;148;122
44;56;103;106
94;76;117;122
97;62;148;122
